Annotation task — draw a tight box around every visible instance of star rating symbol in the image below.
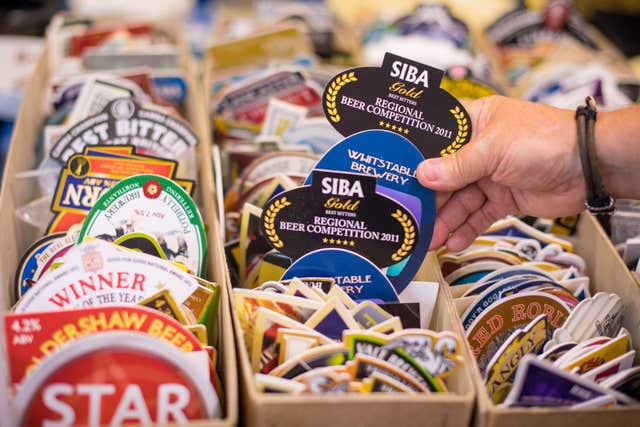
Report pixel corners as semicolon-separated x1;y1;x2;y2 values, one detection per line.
379;121;410;133
322;237;328;243
329;238;335;244
350;240;355;247
336;239;342;245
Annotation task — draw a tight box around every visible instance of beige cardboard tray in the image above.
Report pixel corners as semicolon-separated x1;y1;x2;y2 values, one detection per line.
203;32;475;426
439;214;640;427
0;28;237;427
224;252;475;427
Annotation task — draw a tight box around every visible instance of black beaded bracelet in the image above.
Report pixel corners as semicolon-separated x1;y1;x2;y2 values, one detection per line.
575;96;614;217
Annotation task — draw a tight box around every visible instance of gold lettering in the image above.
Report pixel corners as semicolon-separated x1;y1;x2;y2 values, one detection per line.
388;81;424;99
324;197;360;211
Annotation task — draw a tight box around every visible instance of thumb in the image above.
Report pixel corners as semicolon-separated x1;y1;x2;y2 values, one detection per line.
416;141;490;192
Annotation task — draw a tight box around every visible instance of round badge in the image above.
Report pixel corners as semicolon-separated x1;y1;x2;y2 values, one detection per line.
77;174;207;276
50;99;198;164
5;305;203;386
281;118;343;154
31;231;78;283
68;154;91;177
13;240;202;313
14;233;65;302
307;129;435;294
14;331;220;426
235;174;305;212
239;152;319;190
281;248;399;302
465;292;571;373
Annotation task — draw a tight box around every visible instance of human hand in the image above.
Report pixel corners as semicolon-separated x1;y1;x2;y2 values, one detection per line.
417;95;586;252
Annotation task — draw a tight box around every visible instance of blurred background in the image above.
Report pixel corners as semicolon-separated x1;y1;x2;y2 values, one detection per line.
2;0;639;174
2;0;640;261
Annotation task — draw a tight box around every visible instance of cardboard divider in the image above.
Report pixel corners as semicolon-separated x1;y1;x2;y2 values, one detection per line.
187;39;239;427
0;27;237;427
223;252;475;427
432;214;640;427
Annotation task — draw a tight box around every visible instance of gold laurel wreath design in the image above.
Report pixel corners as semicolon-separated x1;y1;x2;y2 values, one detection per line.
325;72;358;123
391;210;416;262
440;106;469;156
263;197;291;249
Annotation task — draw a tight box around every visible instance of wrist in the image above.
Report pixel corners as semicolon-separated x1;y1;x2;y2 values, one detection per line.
594;108;640;200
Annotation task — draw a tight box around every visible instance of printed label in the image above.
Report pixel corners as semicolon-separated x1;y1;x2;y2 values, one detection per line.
4;306;203;385
322;52;472;158
262;170;417;266
77;174;206;276
50;99;198;164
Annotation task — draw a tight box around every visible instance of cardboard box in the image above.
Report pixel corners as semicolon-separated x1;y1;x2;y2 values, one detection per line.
0;25;237;427
223;252;476;427
203;29;476;427
440;214;640;427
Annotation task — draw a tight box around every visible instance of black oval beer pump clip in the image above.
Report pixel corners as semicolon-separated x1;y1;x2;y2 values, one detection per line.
322;52;473;159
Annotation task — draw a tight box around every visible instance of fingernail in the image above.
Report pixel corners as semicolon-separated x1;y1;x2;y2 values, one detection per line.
418;160;440;182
